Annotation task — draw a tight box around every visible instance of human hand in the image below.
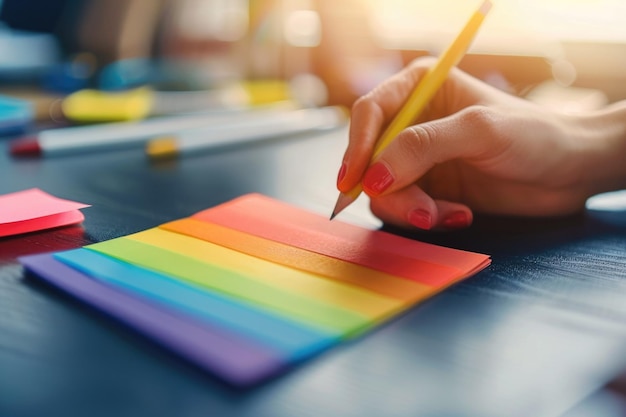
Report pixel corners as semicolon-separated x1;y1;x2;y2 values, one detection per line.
337;57;612;230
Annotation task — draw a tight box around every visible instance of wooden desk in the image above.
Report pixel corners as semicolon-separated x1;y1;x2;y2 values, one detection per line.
1;126;626;417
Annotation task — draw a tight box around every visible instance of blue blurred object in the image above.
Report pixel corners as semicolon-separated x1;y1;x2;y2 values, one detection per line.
0;0;90;89
0;24;61;82
0;95;33;136
98;58;153;91
98;58;217;92
41;57;94;94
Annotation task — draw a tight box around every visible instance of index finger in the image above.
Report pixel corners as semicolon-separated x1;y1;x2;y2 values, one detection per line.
337;59;435;193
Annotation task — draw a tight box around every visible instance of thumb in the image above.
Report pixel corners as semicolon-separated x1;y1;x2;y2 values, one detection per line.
361;105;501;196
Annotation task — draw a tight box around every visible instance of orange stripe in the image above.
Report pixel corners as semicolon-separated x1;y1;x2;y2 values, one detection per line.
161;218;435;304
191;194;480;287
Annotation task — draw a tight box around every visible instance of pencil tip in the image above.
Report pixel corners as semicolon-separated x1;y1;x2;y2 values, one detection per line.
329;192;354;221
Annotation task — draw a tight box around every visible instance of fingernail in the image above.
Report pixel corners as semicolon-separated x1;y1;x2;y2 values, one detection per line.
408;209;432;230
442;211;471;229
336;162;347;187
363;162;394;195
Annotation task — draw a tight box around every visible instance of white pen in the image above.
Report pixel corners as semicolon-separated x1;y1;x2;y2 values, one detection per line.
10;104;297;157
146;106;347;160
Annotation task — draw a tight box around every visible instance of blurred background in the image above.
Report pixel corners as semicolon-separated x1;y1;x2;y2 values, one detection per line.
0;0;625;121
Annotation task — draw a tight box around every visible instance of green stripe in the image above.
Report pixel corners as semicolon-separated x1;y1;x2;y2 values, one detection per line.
86;238;370;337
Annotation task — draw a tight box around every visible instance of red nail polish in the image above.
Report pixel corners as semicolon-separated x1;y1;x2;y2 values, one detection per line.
337;162;347;187
442;211;470;229
408;209;432;230
363;162;394;195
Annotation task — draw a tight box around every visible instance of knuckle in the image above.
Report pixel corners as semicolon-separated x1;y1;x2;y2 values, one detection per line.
409;56;438;71
407;57;439;85
397;124;436;161
351;95;369;114
351;94;381;119
458;105;500;134
456;105;508;157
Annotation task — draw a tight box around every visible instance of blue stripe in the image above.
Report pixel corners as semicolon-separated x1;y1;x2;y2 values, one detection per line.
54;249;338;361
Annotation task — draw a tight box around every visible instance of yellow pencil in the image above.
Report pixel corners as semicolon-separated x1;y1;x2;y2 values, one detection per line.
330;0;492;219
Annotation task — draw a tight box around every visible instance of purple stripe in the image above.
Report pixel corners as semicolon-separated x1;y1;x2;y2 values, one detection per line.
19;253;287;387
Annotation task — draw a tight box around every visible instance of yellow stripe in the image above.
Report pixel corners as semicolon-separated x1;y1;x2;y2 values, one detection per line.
161;218;434;303
125;228;406;320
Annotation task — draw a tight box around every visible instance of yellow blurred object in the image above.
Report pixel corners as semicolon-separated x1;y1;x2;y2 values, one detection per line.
146;135;177;159
62;88;154;123
61;81;294;123
239;80;292;105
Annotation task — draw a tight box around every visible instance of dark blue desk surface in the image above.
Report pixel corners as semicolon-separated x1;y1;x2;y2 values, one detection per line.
1;126;626;417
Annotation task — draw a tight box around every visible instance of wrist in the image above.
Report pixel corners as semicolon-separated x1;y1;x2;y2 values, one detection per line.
575;101;626;197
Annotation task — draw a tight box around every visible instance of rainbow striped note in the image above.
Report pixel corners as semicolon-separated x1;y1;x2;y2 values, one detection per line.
19;194;490;387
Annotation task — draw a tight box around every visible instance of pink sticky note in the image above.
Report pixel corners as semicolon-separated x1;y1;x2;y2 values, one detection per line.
0;188;90;238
